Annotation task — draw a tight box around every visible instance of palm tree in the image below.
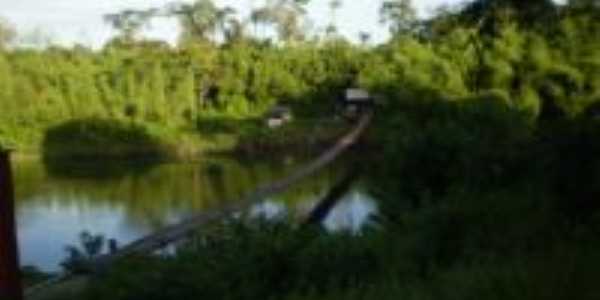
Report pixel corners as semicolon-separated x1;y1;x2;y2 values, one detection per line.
327;0;343;37
358;31;371;45
250;7;271;40
215;6;238;42
326;24;337;37
223;17;246;44
249;0;259;36
379;0;417;37
458;0;558;34
273;0;308;43
251;0;308;43
167;0;242;44
170;0;219;43
103;9;156;43
0;17;16;49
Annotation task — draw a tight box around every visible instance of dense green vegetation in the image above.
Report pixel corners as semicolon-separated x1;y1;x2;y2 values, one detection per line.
0;6;363;155
0;40;359;155
7;0;600;299
2;0;599;156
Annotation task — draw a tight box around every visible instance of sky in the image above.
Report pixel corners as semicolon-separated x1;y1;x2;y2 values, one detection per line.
0;0;466;48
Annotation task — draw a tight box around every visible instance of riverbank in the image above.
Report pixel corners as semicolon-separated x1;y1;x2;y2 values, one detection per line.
4;117;348;162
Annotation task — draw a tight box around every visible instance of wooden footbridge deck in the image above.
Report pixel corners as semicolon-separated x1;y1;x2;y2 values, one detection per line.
23;112;373;299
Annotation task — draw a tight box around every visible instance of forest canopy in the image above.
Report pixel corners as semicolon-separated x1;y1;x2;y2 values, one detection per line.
0;0;599;151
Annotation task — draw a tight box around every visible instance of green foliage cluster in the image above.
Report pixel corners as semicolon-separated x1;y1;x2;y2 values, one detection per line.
0;39;365;152
360;1;600;121
42;118;171;159
2;1;598;156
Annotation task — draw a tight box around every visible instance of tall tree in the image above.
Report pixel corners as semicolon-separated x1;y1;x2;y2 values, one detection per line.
457;0;558;35
568;0;600;18
569;0;600;8
223;18;246;44
252;0;308;43
250;7;272;40
0;18;16;50
215;6;240;43
169;0;219;43
104;9;156;43
0;151;23;300
169;0;238;44
359;31;371;45
379;0;417;37
326;0;343;37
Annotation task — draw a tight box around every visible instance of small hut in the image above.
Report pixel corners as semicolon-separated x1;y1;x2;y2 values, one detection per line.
339;88;374;118
265;105;293;128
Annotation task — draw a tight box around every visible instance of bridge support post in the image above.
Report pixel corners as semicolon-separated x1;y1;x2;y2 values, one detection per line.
0;150;24;300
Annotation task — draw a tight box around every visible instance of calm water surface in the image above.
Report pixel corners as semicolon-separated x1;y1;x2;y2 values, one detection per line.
13;156;377;272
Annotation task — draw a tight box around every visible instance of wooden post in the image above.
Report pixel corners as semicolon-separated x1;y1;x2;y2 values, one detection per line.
303;167;359;226
0;150;23;300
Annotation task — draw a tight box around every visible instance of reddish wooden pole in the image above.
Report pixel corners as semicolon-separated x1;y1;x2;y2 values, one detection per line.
0;150;23;300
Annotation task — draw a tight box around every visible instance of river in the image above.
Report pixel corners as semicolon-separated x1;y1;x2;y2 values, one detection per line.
12;156;378;272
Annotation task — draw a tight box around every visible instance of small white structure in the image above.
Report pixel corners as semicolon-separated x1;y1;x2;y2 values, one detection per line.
265;105;293;128
340;88;374;119
267;118;284;128
345;89;371;102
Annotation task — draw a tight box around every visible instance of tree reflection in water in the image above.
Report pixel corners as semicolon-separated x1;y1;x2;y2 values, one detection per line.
13;156;378;272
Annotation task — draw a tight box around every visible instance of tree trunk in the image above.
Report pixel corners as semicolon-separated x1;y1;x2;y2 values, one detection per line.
0;151;23;300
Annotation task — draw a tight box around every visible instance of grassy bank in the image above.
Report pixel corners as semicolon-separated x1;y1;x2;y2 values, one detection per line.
2;118;229;160
3;116;346;161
